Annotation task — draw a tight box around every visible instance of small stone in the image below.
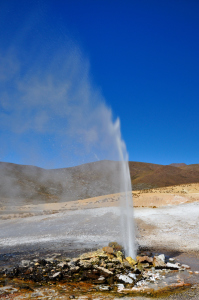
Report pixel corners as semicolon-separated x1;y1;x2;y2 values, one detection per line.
52;272;61;278
181;264;190;269
108;242;123;251
103;246;114;254
136;256;153;264
117;283;124;291
98;275;105;281
20;260;31;267
166;263;180;270
169;258;175;262
70;266;80;273
126;257;137;266
158;254;165;263
71;258;80;264
98;285;110;291
89;257;100;265
123;261;132;268
31;292;44;297
153;256;166;268
79;260;92;269
80;249;107;260
117;274;133;284
128;272;136;280
57;262;67;268
111;258;121;264
116;251;124;263
94;266;113;276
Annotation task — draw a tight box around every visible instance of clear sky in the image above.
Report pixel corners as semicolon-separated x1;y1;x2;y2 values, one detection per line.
0;0;199;167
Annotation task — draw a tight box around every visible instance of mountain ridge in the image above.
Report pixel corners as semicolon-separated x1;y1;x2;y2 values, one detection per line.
0;160;199;205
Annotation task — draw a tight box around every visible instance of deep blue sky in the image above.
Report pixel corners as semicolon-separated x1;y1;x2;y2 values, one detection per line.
0;0;199;167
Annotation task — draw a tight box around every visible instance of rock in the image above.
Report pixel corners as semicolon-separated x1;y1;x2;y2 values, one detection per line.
98;275;105;281
123;261;133;269
80;249;107;260
141;263;150;268
71;258;80;265
115;264;124;270
153;255;166;268
38;259;47;266
169;258;175;262
89;257;100;265
108;242;123;251
20;260;31;267
136;256;153;264
65;258;71;262
70;266;80;273
79;260;92;269
126;257;137;266
57;262;67;268
94;266;113;276
106;263;114;268
158;254;165;263
103;246;114;254
181;264;190;269
52;272;61;278
31;292;44;297
117;274;133;284
98;285;111;291
111;258;121;264
116;251;123;263
166;263;180;270
117;283;124;292
128;272;137;280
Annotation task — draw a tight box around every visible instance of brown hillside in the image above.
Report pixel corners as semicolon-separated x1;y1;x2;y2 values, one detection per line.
132;164;199;188
0;161;199;206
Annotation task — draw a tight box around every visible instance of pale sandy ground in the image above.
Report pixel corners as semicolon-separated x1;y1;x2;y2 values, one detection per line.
1;183;199;219
0;183;199;253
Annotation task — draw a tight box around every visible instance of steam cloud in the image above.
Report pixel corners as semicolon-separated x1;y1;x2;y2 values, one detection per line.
0;43;125;168
0;14;136;257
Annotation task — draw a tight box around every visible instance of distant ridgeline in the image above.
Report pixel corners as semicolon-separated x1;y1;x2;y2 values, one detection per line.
0;161;199;204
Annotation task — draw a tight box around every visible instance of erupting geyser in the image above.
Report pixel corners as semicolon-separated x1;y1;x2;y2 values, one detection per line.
114;120;136;258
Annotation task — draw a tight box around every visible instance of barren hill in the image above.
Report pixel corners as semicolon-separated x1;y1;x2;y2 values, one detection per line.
130;163;199;189
0;160;199;205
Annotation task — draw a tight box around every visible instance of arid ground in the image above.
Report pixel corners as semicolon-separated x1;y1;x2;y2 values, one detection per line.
0;183;199;299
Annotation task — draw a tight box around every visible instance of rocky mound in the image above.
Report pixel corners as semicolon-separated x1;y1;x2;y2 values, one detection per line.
0;244;195;295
